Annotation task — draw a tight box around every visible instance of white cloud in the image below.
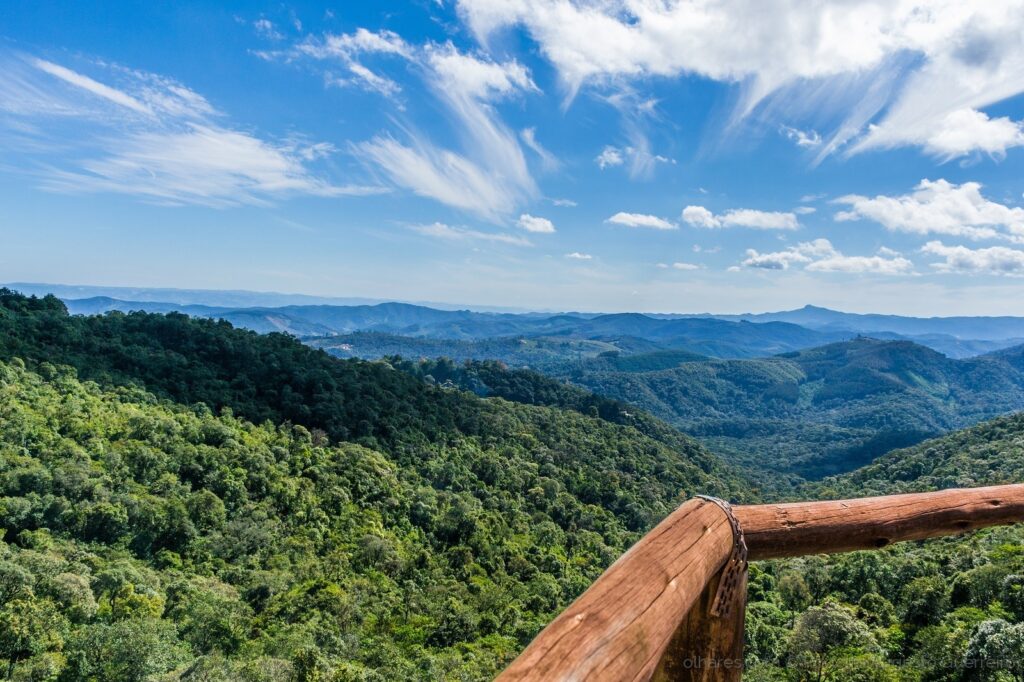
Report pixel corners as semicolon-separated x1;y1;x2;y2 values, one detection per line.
410;221;532;246
254;19;284;41
682;205;799;230
806;253;914;275
835;179;1024;242
781;125;821;148
551;198;577;207
428;43;537;98
300;28;411;60
331;63;403;98
287;31;544;218
457;1;1024;160
721;209;800;230
857;108;1024;161
43;124;378;207
296;28;410;98
595;145;623;169
357;135;520;219
565;251;592;260
921;241;1024;276
0;54;357;206
669;262;701;270
594;141;673;177
325;41;539;220
739;239;912;274
681;205;719;228
520;127;559;170
606;212;676;230
517;213;555;233
32;58;153;116
793;206;816;215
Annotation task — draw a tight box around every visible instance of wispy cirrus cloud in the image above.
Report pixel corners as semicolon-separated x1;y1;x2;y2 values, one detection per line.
0;51;375;206
409;221;532;246
289;30;541;221
458;0;1024;162
657;261;702;271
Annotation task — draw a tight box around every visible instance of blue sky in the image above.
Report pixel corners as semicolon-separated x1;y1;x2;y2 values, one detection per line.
2;0;1024;314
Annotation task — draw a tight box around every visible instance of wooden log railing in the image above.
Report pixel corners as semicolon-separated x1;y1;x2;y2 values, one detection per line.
498;484;1024;682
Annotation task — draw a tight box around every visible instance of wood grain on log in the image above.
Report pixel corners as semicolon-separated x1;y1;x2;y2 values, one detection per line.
736;483;1024;560
500;484;1024;681
496;498;736;682
651;563;747;682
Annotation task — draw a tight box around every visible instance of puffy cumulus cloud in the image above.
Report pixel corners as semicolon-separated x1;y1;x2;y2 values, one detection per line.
595;145;624;169
0;53;365;207
681;205;719;228
517;213;555;233
835;179;1024;242
739;239;912;274
682;205;799;230
606;212;676;230
457;1;1024;160
410;221;532;246
857;108;1024;161
565;251;592;259
426;42;537;99
921;241;1024;275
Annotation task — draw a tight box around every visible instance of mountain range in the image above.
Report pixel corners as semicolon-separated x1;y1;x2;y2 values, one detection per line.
43;292;1024;359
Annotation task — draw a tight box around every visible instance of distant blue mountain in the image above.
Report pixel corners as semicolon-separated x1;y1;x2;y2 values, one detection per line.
22;282;1024;359
704;304;1024;342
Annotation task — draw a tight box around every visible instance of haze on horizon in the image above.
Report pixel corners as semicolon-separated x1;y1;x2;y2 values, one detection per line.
2;1;1024;316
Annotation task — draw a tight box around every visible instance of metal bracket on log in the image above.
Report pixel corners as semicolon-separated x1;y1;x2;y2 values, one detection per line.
696;496;748;617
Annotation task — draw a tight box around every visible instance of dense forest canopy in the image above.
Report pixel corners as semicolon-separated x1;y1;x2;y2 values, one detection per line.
0;289;740;680
5;288;1024;680
309;331;1024;483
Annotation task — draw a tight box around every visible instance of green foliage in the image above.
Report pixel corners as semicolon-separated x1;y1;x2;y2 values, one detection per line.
748;418;1024;680
0;289;744;679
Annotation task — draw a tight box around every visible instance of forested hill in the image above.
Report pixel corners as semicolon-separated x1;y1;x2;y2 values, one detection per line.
0;288;748;678
566;337;1024;479
817;411;1024;497
0;289;727;481
745;412;1024;680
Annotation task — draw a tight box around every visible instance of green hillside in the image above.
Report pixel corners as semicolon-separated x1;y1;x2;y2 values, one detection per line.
0;290;744;680
817;412;1024;497
567;338;1024;479
744;413;1024;680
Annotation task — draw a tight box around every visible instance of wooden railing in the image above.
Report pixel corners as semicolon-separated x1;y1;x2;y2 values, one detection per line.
498;484;1024;681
